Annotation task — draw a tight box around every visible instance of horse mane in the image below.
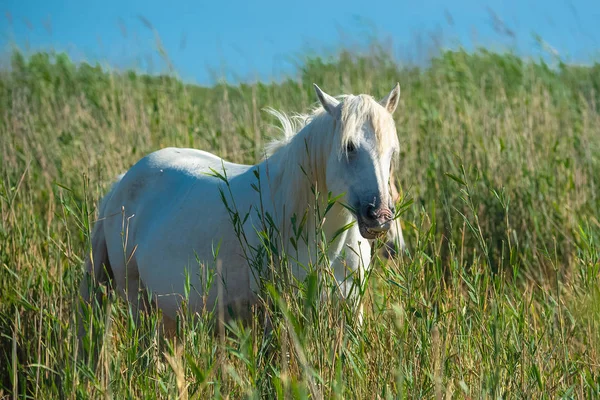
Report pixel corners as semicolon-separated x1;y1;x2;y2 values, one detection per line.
263;106;329;157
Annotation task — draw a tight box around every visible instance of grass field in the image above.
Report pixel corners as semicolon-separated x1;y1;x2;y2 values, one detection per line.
1;46;600;398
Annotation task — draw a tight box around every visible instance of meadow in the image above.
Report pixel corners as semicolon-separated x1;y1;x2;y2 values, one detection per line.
1;45;600;398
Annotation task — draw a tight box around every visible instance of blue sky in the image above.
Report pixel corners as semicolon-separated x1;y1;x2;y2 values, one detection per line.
2;0;599;84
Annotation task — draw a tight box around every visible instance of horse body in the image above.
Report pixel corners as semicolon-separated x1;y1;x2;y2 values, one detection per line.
103;148;260;319
80;84;402;333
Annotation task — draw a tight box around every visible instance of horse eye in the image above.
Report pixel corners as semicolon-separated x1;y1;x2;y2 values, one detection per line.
346;142;356;153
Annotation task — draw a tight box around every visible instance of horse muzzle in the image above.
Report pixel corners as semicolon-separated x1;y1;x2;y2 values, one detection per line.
357;205;394;239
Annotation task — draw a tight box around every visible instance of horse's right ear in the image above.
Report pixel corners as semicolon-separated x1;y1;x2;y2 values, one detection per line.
313;84;339;117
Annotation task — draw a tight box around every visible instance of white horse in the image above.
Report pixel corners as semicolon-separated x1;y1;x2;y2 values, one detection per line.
79;84;402;335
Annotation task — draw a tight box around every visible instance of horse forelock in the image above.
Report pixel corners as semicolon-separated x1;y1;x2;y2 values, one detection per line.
339;94;399;158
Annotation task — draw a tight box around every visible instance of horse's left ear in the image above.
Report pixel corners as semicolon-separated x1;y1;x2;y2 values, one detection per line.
380;83;401;114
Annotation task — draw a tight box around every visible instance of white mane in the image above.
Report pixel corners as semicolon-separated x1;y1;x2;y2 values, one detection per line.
263;106;327;157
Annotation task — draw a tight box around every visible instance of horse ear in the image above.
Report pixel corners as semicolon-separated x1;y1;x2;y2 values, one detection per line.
313;84;339;117
380;83;401;114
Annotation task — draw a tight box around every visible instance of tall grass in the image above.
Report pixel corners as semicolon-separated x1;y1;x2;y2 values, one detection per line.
1;46;599;398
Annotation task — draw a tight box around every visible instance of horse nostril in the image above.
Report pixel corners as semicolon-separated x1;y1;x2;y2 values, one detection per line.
366;205;378;220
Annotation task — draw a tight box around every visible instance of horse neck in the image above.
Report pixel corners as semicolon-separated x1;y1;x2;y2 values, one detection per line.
259;116;354;247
